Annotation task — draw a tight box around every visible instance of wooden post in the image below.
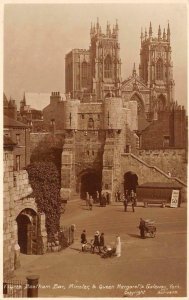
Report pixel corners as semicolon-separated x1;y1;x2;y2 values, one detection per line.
26;275;40;297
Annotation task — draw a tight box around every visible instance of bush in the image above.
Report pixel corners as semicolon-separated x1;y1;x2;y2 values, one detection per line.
27;161;61;239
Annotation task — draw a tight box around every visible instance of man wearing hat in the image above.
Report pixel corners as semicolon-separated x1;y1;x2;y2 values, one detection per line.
92;231;101;253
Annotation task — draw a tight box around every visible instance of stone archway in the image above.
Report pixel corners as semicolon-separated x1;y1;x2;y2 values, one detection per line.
16;208;39;255
77;168;102;199
124;171;138;195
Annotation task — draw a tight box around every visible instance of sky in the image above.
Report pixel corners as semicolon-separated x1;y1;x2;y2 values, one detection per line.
3;1;188;110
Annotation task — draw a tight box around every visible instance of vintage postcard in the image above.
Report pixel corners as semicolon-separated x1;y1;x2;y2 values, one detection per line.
2;0;188;298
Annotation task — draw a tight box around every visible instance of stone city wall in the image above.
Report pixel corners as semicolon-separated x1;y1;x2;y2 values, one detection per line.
3;150;47;278
138;149;187;182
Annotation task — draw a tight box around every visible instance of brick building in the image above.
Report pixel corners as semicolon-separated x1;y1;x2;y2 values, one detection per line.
4;115;30;171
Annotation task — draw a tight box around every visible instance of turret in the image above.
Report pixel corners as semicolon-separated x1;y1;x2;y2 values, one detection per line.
115;19;119;38
167;22;170;42
163;28;166;41
140;28;143;45
96;17;100;35
106;21;111;37
149;22;152;38
145;28;147;40
158;25;161;40
103;94;123;130
132;62;136;77
63;98;80;130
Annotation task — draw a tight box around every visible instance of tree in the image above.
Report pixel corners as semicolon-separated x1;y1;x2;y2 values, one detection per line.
27;161;61;240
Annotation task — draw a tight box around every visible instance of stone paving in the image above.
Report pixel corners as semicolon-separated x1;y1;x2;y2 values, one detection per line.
13;199;187;297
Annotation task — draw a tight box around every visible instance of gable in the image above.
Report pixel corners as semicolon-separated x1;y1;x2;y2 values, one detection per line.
121;76;149;92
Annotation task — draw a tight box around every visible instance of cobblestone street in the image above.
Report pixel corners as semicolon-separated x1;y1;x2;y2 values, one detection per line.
13;199;187;297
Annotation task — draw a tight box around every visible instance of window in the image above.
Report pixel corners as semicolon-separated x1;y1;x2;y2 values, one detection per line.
163;136;170;148
82;62;88;88
125;145;131;153
156;59;163;80
16;155;21;171
51;119;55;126
16;134;20;145
13;174;17;187
88;118;94;129
81;114;85;119
104;55;112;78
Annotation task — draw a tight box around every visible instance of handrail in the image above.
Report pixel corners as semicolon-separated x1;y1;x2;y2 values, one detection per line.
122;153;187;187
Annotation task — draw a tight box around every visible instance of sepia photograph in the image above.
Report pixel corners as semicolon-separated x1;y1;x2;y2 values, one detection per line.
2;0;188;298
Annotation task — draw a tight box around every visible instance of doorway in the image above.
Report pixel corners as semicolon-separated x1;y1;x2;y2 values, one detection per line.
124;171;138;195
16;208;38;255
79;169;101;199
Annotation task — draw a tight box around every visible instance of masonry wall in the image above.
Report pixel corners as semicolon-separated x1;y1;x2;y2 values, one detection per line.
4;150;15;278
3;149;47;279
138;149;187;182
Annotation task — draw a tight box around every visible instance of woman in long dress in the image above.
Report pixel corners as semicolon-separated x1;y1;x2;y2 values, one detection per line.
115;235;121;257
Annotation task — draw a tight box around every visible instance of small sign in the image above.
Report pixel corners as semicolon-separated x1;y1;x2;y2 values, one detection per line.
170;190;180;208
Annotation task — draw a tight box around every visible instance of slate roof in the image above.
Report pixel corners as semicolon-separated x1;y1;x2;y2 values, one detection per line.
137;182;182;189
4;115;28;128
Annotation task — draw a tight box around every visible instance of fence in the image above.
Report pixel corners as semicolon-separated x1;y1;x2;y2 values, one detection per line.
47;225;75;252
59;225;74;249
3;280;27;298
3;276;39;298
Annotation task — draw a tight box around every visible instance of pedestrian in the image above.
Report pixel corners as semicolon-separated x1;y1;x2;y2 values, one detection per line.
99;232;105;252
139;218;146;239
96;190;99;203
81;230;87;252
123;194;127;212
88;195;93;210
115;235;121;257
102;193;106;207
130;190;136;212
115;191;118;202
117;190;121;202
106;192;110;205
86;192;89;206
92;231;101;253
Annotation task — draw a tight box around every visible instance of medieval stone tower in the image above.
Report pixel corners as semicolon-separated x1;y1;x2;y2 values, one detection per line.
90;19;121;100
65;19;121;102
139;22;175;118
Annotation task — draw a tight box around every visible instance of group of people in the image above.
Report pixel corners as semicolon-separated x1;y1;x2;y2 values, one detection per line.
85;191;110;210
122;189;137;212
80;230;121;257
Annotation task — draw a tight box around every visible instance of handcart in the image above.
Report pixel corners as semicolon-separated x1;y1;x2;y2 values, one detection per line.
144;219;156;238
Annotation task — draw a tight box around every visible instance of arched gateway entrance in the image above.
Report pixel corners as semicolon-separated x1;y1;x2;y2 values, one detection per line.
16;208;39;255
124;171;138;195
77;168;102;199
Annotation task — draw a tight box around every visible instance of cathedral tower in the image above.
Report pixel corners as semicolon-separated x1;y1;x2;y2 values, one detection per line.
90;19;122;100
139;22;175;115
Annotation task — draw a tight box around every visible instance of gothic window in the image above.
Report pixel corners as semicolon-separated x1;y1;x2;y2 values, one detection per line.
156;59;163;80
163;136;170;147
16;134;20;145
82;62;88;88
104;55;112;78
88;118;94;129
16;155;21;171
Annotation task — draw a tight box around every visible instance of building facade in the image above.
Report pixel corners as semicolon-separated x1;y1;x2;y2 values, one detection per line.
65;20;121;101
42;20;187;200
